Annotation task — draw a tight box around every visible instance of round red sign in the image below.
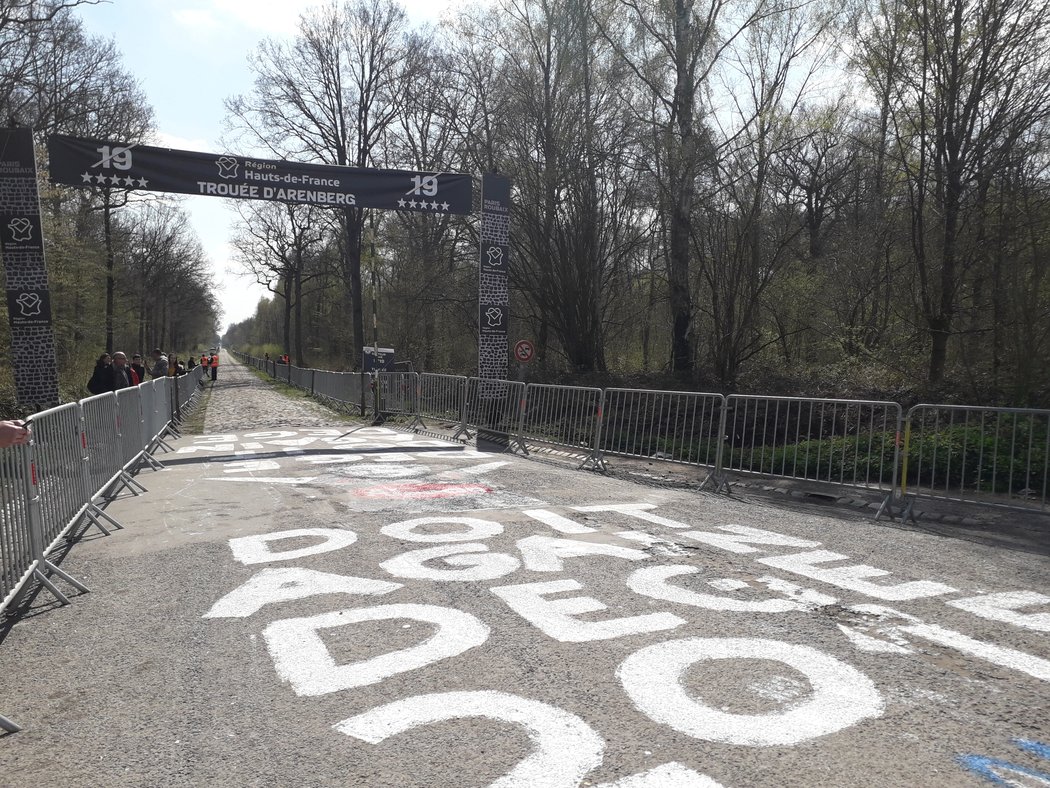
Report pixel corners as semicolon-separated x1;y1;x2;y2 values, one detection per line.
514;339;535;363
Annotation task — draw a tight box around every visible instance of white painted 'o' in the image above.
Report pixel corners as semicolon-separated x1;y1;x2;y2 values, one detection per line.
618;637;883;746
228;528;357;565
382;516;504;543
335;690;604;788
263;604;489;696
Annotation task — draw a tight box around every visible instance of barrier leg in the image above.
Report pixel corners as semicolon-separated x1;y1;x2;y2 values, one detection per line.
31;557;89;606
85;502;125;532
0;713;22;733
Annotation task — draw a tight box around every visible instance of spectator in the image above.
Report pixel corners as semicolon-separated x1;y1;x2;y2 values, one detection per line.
0;420;30;448
209;351;219;382
111;352;136;389
87;353;112;394
200;352;207;370
150;348;168;378
168;353;178;377
130;353;147;384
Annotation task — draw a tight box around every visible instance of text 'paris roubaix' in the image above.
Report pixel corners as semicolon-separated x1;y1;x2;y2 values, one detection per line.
47;135;473;215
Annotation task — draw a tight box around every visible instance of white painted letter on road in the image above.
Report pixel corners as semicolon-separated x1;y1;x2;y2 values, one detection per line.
335;690;604;788
492;579;685;642
228;528;358;565
202;568;400;618
263;604;489;696
618;637;882;746
380;543;520;582
382;516;504;543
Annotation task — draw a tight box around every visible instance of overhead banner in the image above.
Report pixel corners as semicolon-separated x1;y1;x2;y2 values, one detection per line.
478;174;510;381
1;128;60;407
47;134;473;215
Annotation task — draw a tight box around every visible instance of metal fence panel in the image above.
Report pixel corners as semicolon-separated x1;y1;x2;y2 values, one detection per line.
902;404;1049;513
599;388;724;469
418;374;467;432
30;403;90;553
522;384;603;458
721;395;901;493
116;387;145;470
377;372;419;418
0;443;37;616
80;392;123;498
313;370;367;415
289;365;313;391
465;378;525;449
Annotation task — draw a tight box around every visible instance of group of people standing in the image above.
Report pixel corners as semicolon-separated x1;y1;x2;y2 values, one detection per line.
87;348;219;394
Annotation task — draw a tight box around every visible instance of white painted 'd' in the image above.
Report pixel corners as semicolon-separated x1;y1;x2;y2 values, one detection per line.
335;690;604;788
617;637;883;746
228;528;358;565
263;604;489;696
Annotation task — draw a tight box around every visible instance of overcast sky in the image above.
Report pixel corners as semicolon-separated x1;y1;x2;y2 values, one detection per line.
79;0;459;332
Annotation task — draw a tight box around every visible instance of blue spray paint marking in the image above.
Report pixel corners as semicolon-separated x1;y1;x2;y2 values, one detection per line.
1015;740;1050;762
957;739;1050;786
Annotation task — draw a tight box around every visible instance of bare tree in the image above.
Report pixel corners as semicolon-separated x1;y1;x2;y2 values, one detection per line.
226;0;414;367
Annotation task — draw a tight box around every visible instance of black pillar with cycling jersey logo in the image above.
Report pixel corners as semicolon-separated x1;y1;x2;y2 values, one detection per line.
1;128;59;408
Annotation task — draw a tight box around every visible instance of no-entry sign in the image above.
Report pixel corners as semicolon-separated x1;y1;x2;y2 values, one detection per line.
514;339;535;363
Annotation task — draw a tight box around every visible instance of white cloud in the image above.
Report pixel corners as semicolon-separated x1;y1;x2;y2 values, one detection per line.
155;131;214;152
172;8;221;33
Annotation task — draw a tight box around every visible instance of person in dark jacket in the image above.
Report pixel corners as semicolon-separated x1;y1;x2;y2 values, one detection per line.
87;353;112;395
130;353;148;384
111;352;136;389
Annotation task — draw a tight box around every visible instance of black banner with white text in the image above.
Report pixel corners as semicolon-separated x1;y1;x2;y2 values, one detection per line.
48;135;473;215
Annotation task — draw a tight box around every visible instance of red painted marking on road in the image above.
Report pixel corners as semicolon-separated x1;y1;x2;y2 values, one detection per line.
353;482;492;500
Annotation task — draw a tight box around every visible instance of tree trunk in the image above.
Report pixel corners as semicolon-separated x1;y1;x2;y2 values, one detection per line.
294;263;305;367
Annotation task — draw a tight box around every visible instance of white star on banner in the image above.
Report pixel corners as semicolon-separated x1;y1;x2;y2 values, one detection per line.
430;201;439;209
108;175;122;185
80;172;93;183
136;177;149;188
94;174;106;184
123;176;136;187
408;199;417;208
441;202;450;211
397;198;406;207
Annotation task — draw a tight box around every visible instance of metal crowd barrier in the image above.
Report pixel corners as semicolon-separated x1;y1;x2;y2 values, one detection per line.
0;365;204;732
417;373;469;439
288;365;314;391
1;442;36;622
598;388;725;482
901;404;1049;515
521;384;603;468
313;369;368;415
720;395;902;509
229;351;1049;520
376;372;420;424
465;378;526;452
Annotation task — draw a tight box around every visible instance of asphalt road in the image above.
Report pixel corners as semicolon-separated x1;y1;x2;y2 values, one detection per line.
1;374;1048;786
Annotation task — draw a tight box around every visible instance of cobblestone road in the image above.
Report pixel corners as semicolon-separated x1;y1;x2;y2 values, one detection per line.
203;351;343;433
